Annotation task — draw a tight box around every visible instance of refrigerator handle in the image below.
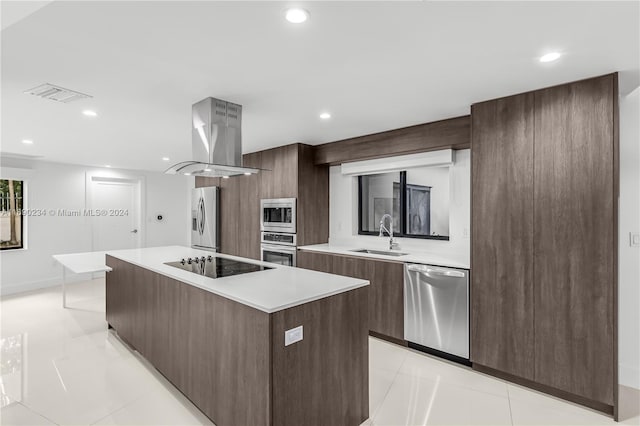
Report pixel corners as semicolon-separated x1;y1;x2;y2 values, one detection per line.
198;197;206;235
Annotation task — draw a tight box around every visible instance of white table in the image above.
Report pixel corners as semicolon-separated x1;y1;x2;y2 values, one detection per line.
52;251;112;308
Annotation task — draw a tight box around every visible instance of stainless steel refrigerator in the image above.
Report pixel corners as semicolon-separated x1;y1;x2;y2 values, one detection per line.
191;187;219;251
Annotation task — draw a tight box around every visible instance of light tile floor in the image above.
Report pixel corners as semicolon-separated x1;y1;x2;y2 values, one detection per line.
0;279;637;426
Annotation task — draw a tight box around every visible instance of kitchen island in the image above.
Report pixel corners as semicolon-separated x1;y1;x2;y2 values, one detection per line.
105;246;369;426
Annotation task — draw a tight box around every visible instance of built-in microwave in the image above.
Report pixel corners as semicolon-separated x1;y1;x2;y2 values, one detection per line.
260;198;296;233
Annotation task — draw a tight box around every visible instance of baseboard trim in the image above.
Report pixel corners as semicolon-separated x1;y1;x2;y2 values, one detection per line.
473;363;614;416
0;273;95;297
369;331;408;347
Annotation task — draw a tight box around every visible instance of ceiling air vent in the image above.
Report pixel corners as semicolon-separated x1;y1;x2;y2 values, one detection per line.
24;83;92;103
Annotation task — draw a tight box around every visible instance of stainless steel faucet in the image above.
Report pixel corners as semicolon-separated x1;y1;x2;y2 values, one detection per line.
379;214;400;250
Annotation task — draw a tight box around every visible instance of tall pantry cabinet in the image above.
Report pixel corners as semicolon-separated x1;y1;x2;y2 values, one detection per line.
471;74;618;416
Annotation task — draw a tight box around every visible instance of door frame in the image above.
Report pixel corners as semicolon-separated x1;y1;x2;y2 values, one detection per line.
85;172;145;251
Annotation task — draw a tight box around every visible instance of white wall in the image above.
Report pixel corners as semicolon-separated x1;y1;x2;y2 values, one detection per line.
329;149;470;261
0;159;191;295
619;84;640;390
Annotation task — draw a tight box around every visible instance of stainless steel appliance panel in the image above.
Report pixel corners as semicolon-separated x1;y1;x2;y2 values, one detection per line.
261;231;296;246
261;244;297;267
404;263;469;359
260;198;296;233
191;187;219;251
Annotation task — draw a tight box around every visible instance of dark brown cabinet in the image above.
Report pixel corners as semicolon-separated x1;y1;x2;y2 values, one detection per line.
471;74;618;414
471;92;535;380
297;250;404;341
533;76;616;406
107;255;369;426
296;249;333;273
196;144;329;258
259;144;298;199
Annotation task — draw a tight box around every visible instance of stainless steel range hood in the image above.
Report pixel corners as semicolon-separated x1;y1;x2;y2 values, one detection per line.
165;97;259;177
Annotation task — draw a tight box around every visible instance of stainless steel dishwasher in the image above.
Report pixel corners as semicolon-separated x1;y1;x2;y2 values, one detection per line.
404;263;470;363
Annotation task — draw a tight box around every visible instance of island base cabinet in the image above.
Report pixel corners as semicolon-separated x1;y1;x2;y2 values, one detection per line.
106;256;369;426
271;286;369;426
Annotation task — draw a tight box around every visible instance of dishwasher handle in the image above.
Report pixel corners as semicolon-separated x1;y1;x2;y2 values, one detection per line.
406;264;466;278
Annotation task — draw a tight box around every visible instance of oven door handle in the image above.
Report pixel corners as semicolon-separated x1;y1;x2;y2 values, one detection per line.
261;244;297;253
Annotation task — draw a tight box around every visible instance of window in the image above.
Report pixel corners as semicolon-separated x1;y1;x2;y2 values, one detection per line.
358;169;449;240
1;179;25;250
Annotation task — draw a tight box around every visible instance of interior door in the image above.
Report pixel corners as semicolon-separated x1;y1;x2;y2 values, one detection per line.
91;178;140;251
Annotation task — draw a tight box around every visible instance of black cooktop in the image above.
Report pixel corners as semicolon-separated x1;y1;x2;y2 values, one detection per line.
165;256;272;279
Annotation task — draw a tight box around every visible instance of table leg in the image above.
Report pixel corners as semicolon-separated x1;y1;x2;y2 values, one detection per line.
62;267;67;309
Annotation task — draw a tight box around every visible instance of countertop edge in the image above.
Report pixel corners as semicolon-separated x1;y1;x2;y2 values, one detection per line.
105;248;369;314
297;244;470;270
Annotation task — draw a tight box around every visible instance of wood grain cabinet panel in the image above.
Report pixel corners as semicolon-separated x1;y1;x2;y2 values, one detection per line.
296;145;329;246
533;75;615;405
470;93;535;380
296;250;333;273
371;260;404;341
260;145;298;199
271;286;369;426
313;116;471;165
297;251;404;341
219;177;240;256
237;151;261;259
197;145;328;256
107;257;368;426
470;74;617;413
106;256;272;426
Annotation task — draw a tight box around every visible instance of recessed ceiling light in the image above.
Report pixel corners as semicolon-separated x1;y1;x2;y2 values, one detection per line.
204;168;212;172
162;157;170;161
184;172;191;176
83;110;98;117
222;176;229;179
319;112;331;120
244;172;252;176
285;8;309;24
22;139;33;144
105;165;111;168
539;52;561;63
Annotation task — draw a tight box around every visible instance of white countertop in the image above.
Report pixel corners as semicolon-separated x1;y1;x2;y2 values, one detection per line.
105;246;368;314
297;243;470;270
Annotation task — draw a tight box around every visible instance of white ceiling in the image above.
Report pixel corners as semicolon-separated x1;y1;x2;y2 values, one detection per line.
1;1;638;172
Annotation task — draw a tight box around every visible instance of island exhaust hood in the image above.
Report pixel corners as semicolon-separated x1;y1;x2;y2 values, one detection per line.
165;97;259;178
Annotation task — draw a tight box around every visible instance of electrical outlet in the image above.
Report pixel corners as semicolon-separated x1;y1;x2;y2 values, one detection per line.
631;232;640;247
284;325;303;346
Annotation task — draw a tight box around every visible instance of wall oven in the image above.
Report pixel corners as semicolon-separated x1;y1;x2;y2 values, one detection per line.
261;232;297;266
261;198;296;233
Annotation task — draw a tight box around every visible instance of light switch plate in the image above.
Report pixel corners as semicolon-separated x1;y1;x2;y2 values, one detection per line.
285;325;303;346
631;232;640;247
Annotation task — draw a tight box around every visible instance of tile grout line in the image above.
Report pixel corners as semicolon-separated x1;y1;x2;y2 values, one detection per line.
371;352;409;424
506;384;515;426
88;390;150;425
17;401;61;426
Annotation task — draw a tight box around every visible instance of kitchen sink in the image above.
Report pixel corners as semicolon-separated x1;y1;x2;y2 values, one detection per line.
350;249;408;257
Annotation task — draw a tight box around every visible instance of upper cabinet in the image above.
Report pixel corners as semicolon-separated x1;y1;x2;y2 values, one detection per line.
196;144;329;257
259;144;298;199
471;74;618;413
